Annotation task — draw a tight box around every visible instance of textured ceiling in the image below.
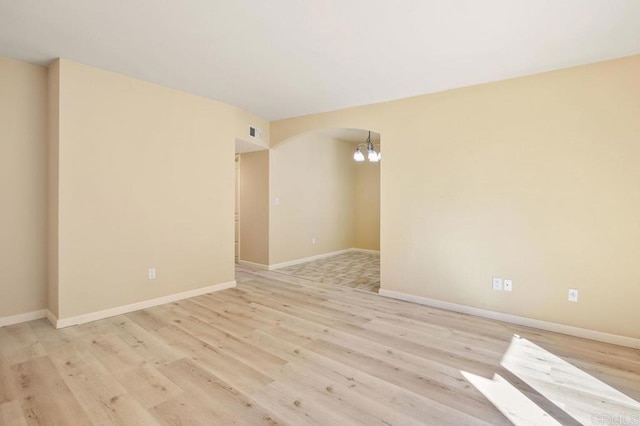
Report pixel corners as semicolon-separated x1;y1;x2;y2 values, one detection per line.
1;0;639;120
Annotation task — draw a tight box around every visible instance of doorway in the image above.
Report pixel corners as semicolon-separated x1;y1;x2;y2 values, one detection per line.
266;128;381;293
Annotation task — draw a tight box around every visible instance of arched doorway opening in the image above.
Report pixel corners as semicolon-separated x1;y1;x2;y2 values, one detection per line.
237;127;381;293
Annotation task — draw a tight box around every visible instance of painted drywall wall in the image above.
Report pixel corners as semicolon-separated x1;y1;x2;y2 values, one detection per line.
240;136;379;267
271;55;640;339
48;59;60;317
52;59;236;320
354;158;380;251
239;150;270;265
269;133;356;265
236;108;270;149
0;56;48;318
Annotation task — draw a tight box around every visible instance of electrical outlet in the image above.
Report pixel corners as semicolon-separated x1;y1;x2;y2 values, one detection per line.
492;277;502;291
148;268;156;280
311;237;317;245
568;289;578;302
274;197;280;206
504;279;513;292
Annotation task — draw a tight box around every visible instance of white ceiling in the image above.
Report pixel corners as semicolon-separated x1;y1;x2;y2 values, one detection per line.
1;1;639;121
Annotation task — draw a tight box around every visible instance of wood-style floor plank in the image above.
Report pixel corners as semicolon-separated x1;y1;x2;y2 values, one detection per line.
158;358;284;425
48;346;159;425
0;400;28;426
0;265;638;425
10;356;92;425
0;325;47;367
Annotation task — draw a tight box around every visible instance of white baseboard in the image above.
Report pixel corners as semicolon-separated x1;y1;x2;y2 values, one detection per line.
237;260;270;271
50;280;236;329
379;289;640;349
0;309;47;327
351;248;380;254
269;248;353;270
269;247;378;270
46;310;58;327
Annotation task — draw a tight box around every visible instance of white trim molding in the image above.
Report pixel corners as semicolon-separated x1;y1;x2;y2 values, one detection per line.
0;309;47;327
46;310;58;327
49;280;236;329
269;247;379;271
237;260;270;271
269;248;353;270
379;289;640;349
350;248;380;254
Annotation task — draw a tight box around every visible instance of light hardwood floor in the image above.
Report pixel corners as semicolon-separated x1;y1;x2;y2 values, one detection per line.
1;267;639;425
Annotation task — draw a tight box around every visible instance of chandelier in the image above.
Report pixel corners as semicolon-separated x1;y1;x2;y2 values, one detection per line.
353;131;380;162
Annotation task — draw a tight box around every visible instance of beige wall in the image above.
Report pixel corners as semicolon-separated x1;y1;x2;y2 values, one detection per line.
269;133;356;264
239;150;270;265
271;55;640;339
354;157;380;251
53;59;236;320
241;135;380;266
0;57;48;318
2;51;637;340
48;60;60;317
236;108;270;149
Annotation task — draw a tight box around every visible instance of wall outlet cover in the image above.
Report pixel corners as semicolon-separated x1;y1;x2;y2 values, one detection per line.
568;289;579;302
504;279;513;292
492;277;502;291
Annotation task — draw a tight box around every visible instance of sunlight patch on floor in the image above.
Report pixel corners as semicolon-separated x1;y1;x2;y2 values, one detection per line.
464;335;640;425
462;371;561;425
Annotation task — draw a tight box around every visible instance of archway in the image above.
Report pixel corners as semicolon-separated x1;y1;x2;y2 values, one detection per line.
238;127;382;294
